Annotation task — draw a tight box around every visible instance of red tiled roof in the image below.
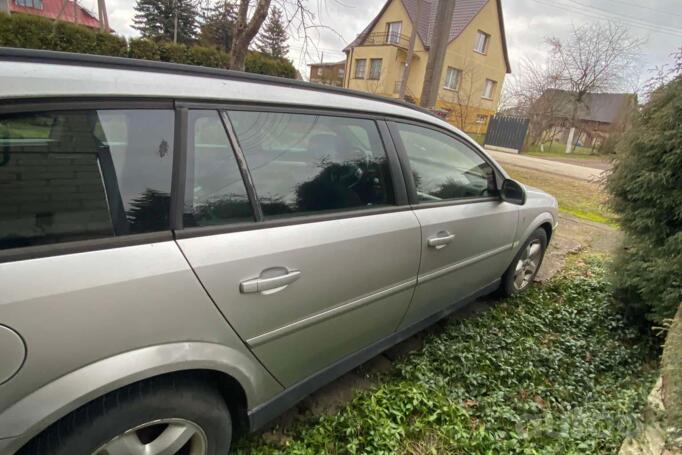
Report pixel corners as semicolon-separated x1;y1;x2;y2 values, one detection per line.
10;0;107;30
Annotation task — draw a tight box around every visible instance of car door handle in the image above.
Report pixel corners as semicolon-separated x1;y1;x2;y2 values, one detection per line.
427;232;455;249
240;269;301;295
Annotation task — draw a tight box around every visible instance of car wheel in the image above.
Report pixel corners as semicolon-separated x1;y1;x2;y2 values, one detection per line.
500;228;548;297
20;373;232;455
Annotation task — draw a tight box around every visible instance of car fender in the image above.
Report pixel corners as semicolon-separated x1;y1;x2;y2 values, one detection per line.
513;211;556;254
0;341;276;452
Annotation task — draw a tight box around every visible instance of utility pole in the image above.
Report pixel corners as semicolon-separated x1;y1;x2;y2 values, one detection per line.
419;0;456;108
399;0;421;100
0;0;10;15
73;0;78;25
173;0;178;43
98;0;109;32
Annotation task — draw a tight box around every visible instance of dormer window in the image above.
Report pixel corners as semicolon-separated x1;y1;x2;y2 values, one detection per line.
474;31;490;54
386;22;402;44
15;0;43;8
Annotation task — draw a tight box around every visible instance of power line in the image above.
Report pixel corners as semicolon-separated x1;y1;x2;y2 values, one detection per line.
600;0;682;19
566;0;682;33
530;0;682;37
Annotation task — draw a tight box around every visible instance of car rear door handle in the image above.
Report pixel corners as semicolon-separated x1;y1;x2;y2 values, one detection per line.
240;269;301;295
427;232;455;249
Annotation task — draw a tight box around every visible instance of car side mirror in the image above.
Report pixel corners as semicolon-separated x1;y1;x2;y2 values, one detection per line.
501;179;526;205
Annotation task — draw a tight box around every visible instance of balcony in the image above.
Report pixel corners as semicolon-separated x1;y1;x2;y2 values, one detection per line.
362;32;410;49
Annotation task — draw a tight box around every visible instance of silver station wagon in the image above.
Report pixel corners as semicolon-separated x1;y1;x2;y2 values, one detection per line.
0;48;557;455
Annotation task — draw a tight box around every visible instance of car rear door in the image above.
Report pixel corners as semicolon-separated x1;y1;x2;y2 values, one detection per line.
388;121;519;328
175;108;421;386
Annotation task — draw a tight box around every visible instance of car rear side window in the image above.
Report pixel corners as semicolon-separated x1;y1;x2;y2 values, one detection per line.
394;123;497;203
184;110;253;227
0;109;174;251
226;111;395;217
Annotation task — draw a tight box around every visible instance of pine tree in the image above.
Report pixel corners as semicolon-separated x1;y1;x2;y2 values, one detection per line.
198;0;236;52
133;0;199;44
255;6;289;58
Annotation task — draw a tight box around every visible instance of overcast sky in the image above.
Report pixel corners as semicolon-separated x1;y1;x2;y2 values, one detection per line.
91;0;681;87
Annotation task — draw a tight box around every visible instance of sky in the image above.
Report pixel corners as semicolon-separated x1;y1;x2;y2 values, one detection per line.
89;0;682;87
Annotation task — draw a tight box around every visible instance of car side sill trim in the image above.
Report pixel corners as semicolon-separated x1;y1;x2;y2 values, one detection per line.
418;243;513;284
246;278;417;348
247;279;500;432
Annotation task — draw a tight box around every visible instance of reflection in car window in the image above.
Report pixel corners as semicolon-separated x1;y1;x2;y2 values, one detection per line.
0;109;174;250
184;110;253;227
227;111;394;217
395;123;497;202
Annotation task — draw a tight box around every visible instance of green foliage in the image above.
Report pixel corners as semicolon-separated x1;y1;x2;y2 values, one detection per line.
245;51;296;79
198;0;235;52
186;45;229;68
255;6;289;58
94;33;128;57
607;76;682;325
128;37;160;61
158;41;188;63
235;257;656;454
132;0;198;44
662;306;682;448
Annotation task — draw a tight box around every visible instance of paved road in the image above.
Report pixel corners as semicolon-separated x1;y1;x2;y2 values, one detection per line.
486;149;606;182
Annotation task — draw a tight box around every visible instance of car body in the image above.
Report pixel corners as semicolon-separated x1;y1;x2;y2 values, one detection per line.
0;48;558;454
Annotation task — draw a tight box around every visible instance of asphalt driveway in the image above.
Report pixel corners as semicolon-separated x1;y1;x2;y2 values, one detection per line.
486;149;607;182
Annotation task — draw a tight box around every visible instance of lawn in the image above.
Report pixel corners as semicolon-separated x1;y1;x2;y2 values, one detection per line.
235;256;656;454
504;163;617;226
524;141;604;159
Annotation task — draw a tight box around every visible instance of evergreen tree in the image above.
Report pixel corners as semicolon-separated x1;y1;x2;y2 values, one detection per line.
133;0;199;44
255;6;289;58
198;0;236;52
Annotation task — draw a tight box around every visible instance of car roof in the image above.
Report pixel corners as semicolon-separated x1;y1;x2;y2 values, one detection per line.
0;48;456;132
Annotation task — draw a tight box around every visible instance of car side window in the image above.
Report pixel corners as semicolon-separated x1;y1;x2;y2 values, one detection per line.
0;109;174;251
184;110;253;227
226;111;395;217
394;122;497;202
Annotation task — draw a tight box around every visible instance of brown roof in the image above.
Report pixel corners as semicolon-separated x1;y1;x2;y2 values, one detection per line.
539;89;637;124
308;60;346;67
344;0;511;73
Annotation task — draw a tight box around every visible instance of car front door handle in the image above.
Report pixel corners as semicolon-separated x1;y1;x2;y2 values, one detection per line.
427;232;455;249
240;269;301;295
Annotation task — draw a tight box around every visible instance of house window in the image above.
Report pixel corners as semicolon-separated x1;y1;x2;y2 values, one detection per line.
386;21;402;44
354;59;367;79
444;67;461;90
368;59;382;80
316;67;323;76
482;79;496;99
474;31;490;54
338;68;345;78
476;114;487;124
16;0;43;8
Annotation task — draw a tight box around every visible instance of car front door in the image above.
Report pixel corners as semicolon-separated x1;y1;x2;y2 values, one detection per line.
175;109;421;386
389;121;519;329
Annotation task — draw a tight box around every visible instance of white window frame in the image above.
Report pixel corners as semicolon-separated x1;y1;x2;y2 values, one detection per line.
386;21;402;44
444;67;461;90
482;79;496;99
474;31;490;54
368;58;382;80
354;59;367;79
316;67;323;76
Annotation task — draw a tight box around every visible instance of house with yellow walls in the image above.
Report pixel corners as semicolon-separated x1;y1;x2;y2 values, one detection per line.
343;0;511;133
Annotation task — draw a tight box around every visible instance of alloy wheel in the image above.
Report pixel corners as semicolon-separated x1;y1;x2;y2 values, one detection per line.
92;418;207;455
513;240;543;291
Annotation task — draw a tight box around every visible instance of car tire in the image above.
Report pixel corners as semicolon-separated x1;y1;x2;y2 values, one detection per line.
499;228;548;297
20;373;232;455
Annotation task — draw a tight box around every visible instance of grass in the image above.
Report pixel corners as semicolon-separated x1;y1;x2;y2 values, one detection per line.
235;256;656;454
663;306;682;448
524;142;609;162
504;163;617;226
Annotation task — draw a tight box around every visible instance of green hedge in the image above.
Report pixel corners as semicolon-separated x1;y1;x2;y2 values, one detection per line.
607;74;682;325
0;12;295;77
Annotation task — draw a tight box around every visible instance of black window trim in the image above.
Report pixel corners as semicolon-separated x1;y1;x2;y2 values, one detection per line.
0;98;178;263
386;119;505;209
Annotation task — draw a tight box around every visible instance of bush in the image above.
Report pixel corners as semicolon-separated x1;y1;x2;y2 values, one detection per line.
187;45;229;68
94;33;127;57
245;51;296;78
158;42;188;64
128;38;160;61
607;75;682;325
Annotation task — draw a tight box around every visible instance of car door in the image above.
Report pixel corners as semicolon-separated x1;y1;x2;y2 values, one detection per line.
389;121;519;329
175;109;421;387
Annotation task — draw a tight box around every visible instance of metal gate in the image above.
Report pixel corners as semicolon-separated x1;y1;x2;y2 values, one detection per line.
484;115;529;153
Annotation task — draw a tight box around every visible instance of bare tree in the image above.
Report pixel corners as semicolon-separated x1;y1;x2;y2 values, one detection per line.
230;0;272;71
438;57;482;132
546;22;643;152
